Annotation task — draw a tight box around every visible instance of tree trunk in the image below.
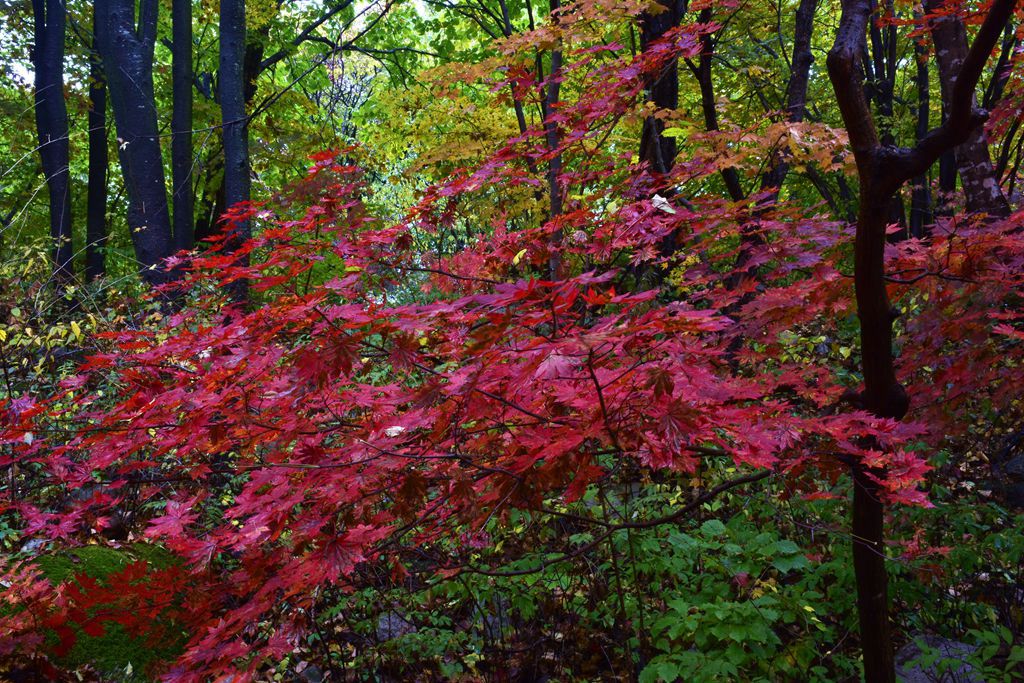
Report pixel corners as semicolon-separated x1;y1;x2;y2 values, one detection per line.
220;0;251;301
927;0;1010;218
172;0;194;253
32;0;74;294
95;0;175;287
728;0;817;289
760;0;817;195
827;0;1014;679
909;22;932;238
542;0;564;280
937;147;957;216
867;0;907;237
86;11;107;283
690;8;745;203
638;0;682;176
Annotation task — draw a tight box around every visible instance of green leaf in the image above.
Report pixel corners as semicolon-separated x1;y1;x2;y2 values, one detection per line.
700;519;727;537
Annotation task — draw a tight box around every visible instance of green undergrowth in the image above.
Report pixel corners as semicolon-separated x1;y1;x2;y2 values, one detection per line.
35;543;184;681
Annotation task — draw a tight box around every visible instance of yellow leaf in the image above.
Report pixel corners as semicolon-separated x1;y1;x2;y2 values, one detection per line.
512;248;528;265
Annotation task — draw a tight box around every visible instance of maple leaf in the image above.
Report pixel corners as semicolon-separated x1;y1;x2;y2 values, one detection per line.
535;352;575;379
146;496;202;539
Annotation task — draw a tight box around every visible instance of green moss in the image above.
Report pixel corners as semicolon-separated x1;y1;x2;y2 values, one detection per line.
33;544;185;681
54;621;186;682
35;543;177;583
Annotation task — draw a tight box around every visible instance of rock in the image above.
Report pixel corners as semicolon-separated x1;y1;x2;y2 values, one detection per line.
1005;481;1024;509
376;610;416;641
298;664;325;682
1002;454;1024;479
992;432;1024;508
19;538;47;554
895;634;982;683
473;594;512;640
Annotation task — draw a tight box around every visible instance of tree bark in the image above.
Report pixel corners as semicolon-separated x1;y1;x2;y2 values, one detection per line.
172;0;194;254
760;0;817;196
86;11;107;283
926;0;1010;218
543;0;564;280
220;0;252;301
867;0;907;236
689;9;745;202
496;0;540;180
827;0;1014;679
638;0;682;176
195;3;351;244
95;0;176;287
32;0;74;293
909;22;932;238
727;0;817;292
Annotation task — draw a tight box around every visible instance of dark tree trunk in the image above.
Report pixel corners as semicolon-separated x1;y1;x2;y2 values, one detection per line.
86;11;107;283
542;0;564;280
996;115;1022;181
638;0;682;176
937;147;957;215
829;6;906;677
32;0;74;293
760;0;817;195
95;0;175;287
729;0;817;288
982;22;1017;112
909;22;932;238
220;0;251;301
827;0;1014;680
720;0;817;296
497;0;537;172
867;0;907;237
194;31;260;246
690;8;745;202
172;0;194;253
927;0;1011;217
195;3;354;246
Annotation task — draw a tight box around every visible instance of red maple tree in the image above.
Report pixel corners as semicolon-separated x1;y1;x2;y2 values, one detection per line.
2;3;1023;680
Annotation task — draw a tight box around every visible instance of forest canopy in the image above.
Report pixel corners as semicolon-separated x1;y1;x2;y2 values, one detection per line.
1;0;1024;681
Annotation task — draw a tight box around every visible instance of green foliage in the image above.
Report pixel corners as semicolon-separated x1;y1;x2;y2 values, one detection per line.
34;544;182;681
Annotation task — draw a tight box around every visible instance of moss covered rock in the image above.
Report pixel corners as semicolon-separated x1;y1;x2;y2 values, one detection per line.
34;544;186;681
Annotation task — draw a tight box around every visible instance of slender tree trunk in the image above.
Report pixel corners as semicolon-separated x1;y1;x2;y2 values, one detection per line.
982;23;1017;111
729;0;817;291
95;0;175;287
638;0;682;176
32;0;74;294
195;23;265;245
543;0;564;280
496;0;538;176
910;23;932;238
937;147;957;216
927;0;1010;217
690;9;745;203
996;115;1022;181
830;6;904;672
172;0;194;253
636;0;683;263
868;0;907;236
86;11;107;283
220;0;251;301
827;0;1014;680
760;0;817;195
